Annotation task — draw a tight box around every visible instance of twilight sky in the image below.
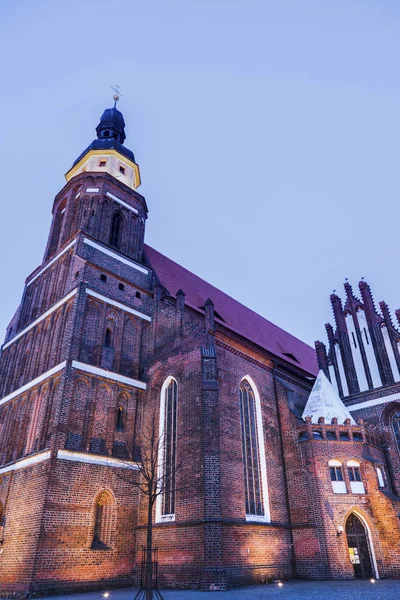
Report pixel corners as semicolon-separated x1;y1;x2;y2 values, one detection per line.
1;0;400;348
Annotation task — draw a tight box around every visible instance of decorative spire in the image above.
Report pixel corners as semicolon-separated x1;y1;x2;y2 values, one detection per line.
110;84;123;107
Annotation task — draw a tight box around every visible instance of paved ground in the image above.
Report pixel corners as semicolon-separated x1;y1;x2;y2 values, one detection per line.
47;579;400;600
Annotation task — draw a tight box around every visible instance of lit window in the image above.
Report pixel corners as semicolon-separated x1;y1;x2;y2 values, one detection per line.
156;377;178;521
99;160;107;167
347;460;365;494
376;467;385;488
328;459;347;494
239;378;269;519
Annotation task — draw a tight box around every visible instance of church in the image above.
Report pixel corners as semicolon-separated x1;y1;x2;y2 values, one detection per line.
1;99;400;594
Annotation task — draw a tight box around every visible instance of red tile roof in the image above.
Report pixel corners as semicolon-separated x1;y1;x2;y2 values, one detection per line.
145;244;318;377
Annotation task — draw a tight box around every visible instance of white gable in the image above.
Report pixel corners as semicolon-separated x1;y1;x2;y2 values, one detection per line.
302;370;356;425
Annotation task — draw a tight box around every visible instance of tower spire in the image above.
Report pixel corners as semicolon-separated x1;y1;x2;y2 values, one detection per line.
110;84;123;107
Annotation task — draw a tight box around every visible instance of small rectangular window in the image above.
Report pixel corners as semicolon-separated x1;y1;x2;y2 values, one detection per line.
99;160;107;167
135;291;141;299
330;466;343;482
348;466;361;482
100;274;107;282
75;271;80;278
118;283;125;291
119;165;126;175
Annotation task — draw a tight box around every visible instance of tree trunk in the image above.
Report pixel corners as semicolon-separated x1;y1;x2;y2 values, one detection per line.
145;491;154;600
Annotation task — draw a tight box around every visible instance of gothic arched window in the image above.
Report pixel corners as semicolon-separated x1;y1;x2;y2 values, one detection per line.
91;490;114;549
109;212;123;249
391;411;400;453
239;378;269;519
156;377;178;521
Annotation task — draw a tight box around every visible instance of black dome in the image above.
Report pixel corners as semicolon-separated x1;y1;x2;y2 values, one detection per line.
95;106;126;144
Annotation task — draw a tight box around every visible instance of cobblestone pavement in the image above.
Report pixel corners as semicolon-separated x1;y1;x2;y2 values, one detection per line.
47;579;400;600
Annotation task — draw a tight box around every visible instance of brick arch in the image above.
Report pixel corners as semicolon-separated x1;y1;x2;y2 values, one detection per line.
380;401;400;426
116;390;131;409
326;457;344;465
90;488;116;549
342;506;380;578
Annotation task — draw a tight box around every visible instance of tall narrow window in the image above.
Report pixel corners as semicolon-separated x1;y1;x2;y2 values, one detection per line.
156;377;178;521
91;490;114;549
239;378;268;519
116;406;124;431
391;411;400;453
376;467;385;488
351;331;357;349
109;212;123;249
104;328;112;348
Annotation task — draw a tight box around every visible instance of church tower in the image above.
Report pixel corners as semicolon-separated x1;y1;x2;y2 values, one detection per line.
0;97;153;592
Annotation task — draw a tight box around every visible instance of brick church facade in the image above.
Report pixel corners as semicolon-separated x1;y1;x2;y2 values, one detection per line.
1;103;400;593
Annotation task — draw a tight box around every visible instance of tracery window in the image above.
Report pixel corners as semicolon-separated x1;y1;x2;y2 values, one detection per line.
157;377;178;520
109;212;123;249
391;411;400;453
239;378;266;517
91;490;114;549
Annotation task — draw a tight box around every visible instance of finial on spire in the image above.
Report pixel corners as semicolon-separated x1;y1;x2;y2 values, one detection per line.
110;84;123;107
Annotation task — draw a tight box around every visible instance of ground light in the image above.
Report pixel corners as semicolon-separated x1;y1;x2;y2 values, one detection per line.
103;593;110;598
277;582;283;587
370;578;376;583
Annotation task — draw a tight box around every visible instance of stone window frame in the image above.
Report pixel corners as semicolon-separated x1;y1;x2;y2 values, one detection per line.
239;376;270;523
155;376;178;523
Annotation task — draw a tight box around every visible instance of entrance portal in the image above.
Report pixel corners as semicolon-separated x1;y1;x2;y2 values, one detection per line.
345;513;374;579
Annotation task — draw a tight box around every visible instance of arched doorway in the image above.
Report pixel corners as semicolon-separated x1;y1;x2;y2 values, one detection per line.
345;513;374;579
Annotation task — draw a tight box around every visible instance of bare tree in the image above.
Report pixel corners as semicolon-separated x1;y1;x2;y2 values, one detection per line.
115;410;184;600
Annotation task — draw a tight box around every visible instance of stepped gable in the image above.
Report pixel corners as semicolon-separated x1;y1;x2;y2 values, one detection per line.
303;370;356;424
144;244;318;376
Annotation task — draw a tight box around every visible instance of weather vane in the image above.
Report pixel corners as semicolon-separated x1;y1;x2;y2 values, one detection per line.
110;85;123;107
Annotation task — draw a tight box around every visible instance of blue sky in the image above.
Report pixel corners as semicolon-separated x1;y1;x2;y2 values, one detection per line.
1;1;400;348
